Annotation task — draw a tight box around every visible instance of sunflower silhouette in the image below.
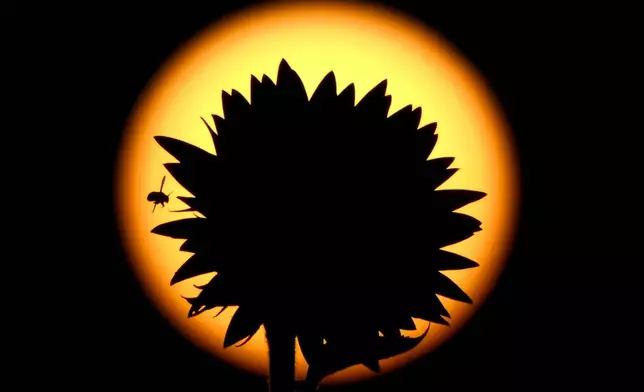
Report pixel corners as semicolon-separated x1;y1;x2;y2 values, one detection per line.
151;59;486;392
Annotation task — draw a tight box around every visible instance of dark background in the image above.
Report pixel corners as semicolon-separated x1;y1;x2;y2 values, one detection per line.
13;1;632;391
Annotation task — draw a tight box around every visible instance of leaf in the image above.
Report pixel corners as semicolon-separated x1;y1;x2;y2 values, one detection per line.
431;190;487;212
171;252;219;285
432;272;472;303
224;306;264;348
356;79;391;119
151;217;207;239
416;122;438;161
310;71;337;105
434;250;480;270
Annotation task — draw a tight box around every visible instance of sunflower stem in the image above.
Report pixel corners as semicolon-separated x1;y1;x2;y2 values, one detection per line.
265;319;296;392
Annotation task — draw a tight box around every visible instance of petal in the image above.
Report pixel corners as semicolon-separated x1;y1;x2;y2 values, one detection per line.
154;136;214;164
276;58;308;104
171;252;219;285
221;89;251;120
432;272;473;303
151;217;206;239
416;122;438;160
431;189;487;212
224;306;264;348
433;250;480;270
337;83;356;108
310;71;337;105
356;79;391;119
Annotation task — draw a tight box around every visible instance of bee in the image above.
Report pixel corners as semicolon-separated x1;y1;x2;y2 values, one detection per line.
147;176;173;213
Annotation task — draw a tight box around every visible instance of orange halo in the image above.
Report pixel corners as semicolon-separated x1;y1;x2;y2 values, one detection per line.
115;0;520;385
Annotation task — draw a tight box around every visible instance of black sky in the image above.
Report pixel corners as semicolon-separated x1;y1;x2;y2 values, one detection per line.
12;1;633;391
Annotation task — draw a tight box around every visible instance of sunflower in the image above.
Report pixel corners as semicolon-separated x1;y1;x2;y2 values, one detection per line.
151;59;486;392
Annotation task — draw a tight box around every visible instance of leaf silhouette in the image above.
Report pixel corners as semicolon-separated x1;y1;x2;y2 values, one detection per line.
224;306;264;348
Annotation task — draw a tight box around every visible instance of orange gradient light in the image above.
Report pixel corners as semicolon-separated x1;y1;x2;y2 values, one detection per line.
115;0;520;385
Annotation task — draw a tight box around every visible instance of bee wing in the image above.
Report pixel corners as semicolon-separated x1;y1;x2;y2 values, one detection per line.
160;175;166;192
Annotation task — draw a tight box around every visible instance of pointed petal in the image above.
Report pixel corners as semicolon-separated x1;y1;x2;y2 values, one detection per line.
356;79;391;118
179;238;200;253
409;107;422;130
184;275;240;317
387;104;413;127
261;74;276;87
154;136;215;163
224;306;264;348
151;217;206;239
163;163;200;197
171;252;219;285
433;272;473;303
221;89;251;120
173;196;210;216
416;122;438;160
338;83;355;108
431;212;482;247
310;71;337;104
432;190;487;211
200;117;218;151
418;157;458;189
209;114;233;157
250;75;275;107
434;250;480;270
276;59;308;103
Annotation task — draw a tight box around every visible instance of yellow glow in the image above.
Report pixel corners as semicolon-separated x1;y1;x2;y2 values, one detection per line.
115;0;520;385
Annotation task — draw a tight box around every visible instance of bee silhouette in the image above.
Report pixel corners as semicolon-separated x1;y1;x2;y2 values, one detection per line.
147;175;173;213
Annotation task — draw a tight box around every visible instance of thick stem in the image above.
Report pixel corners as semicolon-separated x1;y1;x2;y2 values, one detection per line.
265;319;296;392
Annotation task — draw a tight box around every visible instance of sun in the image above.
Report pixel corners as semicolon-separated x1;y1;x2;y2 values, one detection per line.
114;0;520;385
